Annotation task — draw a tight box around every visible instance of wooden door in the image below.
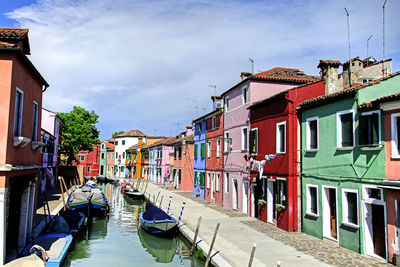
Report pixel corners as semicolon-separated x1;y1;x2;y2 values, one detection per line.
372;204;386;258
329;189;337;239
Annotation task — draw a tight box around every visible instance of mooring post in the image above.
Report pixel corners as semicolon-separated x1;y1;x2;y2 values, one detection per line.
167;196;172;214
61;177;70;197
155;191;160;204
277;261;281;267
205;222;220;267
191;216;203;255
141;178;146;191
144;179;149;194
58;177;66;211
248;243;256;267
159;195;164;208
177;201;186;225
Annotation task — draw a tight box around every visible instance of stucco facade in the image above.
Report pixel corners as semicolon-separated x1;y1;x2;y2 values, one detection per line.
192;119;206;198
172;127;194;191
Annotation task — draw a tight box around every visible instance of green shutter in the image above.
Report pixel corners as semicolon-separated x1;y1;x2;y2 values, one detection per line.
194;144;198;158
178;169;182;183
200;172;205;186
194;171;197;184
201;143;205;157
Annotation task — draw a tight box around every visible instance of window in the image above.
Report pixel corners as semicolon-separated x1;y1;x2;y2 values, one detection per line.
123;152;125;159
216;173;221;192
306;185;318;216
359;111;380;147
342;189;359;226
337;110;354;148
249;128;258;155
276;121;286;154
14;88;24;136
102;144;105;149
122;140;125;145
217;139;221;157
160;151;162;159
174;148;177;160
100;165;104;176
207;173;211;189
101;152;105;159
391;113;400;158
200;172;205;186
306;117;318;150
242;86;248;104
87;166;90;174
197;123;202;132
112;153;114;159
194;144;198;158
225;96;229;111
275;179;287;207
241;127;248;151
212;116;216;129
115;141;118;146
178;146;182;159
116;152;118;158
224;132;230;152
32;101;38;141
207;142;211;158
80;155;85;161
194;171;197;185
201;143;205;157
121;166;125;172
224;172;230;193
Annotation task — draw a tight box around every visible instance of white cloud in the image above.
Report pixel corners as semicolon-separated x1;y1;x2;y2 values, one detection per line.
6;0;400;139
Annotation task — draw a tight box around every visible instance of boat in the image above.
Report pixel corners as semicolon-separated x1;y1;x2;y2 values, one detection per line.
138;228;177;263
49;210;85;237
120;182;134;194
125;189;144;200
139;203;178;237
21;232;73;267
66;184;109;217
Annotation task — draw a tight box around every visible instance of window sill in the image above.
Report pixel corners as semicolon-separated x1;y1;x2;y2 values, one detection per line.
276;152;286;155
360;146;382;151
305;149;318;153
391;155;400;160
341;222;359;229
241;149;248;153
32;141;44;150
13;136;31;147
305;212;319;218
337;146;354;151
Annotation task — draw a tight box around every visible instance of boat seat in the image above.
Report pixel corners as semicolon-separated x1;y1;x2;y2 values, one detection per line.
35;237;67;259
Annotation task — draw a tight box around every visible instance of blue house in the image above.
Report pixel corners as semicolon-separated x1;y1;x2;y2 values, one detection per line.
192;117;207;198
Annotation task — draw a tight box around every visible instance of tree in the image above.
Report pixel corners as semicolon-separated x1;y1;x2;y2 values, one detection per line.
112;131;125;138
58;106;100;165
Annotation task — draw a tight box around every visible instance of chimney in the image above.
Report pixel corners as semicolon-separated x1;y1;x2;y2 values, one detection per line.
318;60;341;95
211;95;222;109
240;72;252;81
185;126;193;136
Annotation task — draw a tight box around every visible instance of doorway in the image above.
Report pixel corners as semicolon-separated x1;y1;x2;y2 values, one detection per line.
251;184;256;217
243;181;249;215
211;173;215;201
322;187;338;241
267;179;274;223
233;179;238;210
364;202;386;259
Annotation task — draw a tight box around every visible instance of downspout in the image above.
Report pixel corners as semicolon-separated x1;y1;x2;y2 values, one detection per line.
296;106;304;233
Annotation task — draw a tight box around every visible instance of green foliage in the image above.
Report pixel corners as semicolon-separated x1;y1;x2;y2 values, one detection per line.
112;131;125;138
57;106;100;165
193;249;206;261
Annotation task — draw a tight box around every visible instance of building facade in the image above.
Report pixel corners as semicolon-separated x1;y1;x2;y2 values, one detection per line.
192;118;206;198
172;127;194;190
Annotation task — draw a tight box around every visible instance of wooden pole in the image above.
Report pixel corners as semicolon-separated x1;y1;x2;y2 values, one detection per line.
205;222;220;267
61;177;70;197
58;177;66;211
248;243;256;267
143;179;149;194
155;192;160;204
191;216;202;255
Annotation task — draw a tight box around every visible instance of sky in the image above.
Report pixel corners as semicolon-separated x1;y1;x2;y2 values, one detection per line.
1;0;399;140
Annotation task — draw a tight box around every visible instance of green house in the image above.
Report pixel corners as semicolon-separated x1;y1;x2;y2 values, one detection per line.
99;141;107;177
299;70;400;259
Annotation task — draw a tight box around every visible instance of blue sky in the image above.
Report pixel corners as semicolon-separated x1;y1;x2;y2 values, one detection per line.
2;0;400;140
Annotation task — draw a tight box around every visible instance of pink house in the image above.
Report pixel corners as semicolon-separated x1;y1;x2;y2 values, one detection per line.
221;69;318;215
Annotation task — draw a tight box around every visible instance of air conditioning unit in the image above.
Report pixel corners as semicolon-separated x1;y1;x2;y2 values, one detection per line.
215;102;223;109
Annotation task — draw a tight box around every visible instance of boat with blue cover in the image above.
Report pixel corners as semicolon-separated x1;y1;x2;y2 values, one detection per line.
66;184;109;217
49;210;85;237
140;203;178;237
21;232;73;267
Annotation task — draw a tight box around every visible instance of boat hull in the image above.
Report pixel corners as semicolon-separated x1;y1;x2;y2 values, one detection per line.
125;191;144;200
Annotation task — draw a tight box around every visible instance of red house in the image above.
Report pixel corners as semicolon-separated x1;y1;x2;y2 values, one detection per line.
172;127;194;190
248;80;325;232
75;145;100;177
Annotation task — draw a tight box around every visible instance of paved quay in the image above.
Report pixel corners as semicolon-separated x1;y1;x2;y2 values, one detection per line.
126;179;391;267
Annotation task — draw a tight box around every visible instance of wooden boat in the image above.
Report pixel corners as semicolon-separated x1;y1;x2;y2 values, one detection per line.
120;182;134;194
140;203;178;237
22;232;73;267
4;254;44;267
125;189;144;200
66;184;109;217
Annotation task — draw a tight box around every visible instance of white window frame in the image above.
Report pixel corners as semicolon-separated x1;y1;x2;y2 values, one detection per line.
225;96;229;112
207;172;211;189
216;139;221;157
212;116;216;129
306;117;319;151
362;185;384;204
391;113;400;158
276;121;286;154
306;184;319;217
242;86;248;105
224;131;230;152
241;127;248;151
216;173;221;192
336;109;355;148
14;88;24;137
207;142;211;158
224;172;230;193
32;101;39;141
80;155;85;161
250;128;258;155
359;110;382;147
342;188;359;228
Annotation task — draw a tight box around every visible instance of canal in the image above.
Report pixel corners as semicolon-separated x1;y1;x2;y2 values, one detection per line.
62;183;206;267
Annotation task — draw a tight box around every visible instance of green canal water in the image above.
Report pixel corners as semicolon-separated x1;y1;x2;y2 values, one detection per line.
62;184;206;267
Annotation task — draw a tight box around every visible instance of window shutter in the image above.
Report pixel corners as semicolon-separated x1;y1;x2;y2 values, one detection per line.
200;172;205;186
194;171;197;184
201;143;205;157
194;144;198;158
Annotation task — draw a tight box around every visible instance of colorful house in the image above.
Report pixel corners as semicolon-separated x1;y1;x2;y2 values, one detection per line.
192;116;207;198
105;140;114;178
0;28;49;263
148;137;175;184
172;127;194;190
76;144;101;177
248;79;325;231
99;141;107;177
221;69;318;215
299;62;399;258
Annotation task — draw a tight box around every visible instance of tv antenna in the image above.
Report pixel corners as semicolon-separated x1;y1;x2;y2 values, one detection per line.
208;85;217;96
382;0;388;77
367;35;373;64
249;58;254;74
344;8;352;87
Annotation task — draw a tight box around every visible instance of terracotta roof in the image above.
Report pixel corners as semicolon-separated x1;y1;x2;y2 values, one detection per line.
342;56;363;65
147;137;176;148
105;143;114;150
126;143;148;151
114;130;146;138
146;136;168;139
299;71;400;110
0;41;17;48
0;28;28;39
359;93;400;109
192;107;223;123
173;134;194;145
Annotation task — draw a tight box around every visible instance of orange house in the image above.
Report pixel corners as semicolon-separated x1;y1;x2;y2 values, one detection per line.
0;28;49;263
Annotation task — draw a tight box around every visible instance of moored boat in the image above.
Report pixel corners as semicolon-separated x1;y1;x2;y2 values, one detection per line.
66;184;109;217
125;189;144;200
49;210;85;237
140;203;178;237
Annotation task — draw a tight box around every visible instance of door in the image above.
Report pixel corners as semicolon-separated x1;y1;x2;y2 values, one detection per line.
323;187;337;240
251;184;256;217
329;189;337;239
233;179;238;210
267;180;274;223
372;204;386;258
211;173;215;201
243;181;249;214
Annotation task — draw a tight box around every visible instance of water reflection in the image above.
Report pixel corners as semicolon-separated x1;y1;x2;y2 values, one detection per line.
138;228;177;263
